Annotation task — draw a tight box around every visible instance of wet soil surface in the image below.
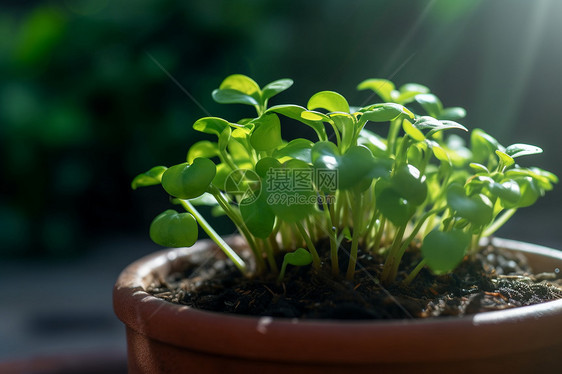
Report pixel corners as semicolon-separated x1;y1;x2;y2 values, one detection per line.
147;240;562;319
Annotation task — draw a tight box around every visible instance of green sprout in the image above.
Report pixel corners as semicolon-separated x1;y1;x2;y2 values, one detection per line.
132;74;557;285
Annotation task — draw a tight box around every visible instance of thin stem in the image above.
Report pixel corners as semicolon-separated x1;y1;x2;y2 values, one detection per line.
482;208;517;237
403;259;426;286
387;118;402;156
372;216;386;253
268;230;280;255
333;189;343;229
208;185;265;271
262;238;278;274
388;208;445;281
364;211;380;244
469;231;483;254
280;222;291;250
295;221;321;269
328;122;342;149
179;200;247;273
381;225;407;285
397;207;446;258
321;192;339;276
346;192;364;280
220;150;238;172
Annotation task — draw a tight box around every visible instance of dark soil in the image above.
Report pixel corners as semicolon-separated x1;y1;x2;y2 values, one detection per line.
147;239;562;319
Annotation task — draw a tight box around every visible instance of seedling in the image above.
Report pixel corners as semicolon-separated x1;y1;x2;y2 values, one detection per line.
133;74;556;285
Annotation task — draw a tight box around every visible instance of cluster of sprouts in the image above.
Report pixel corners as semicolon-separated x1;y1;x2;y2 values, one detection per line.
133;75;556;285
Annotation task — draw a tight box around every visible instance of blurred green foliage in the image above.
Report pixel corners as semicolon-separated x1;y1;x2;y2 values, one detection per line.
1;0;561;256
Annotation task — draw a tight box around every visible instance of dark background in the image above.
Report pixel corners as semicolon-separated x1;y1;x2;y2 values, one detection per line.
1;0;561;364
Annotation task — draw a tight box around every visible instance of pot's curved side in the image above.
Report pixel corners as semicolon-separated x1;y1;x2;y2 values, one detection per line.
114;239;562;373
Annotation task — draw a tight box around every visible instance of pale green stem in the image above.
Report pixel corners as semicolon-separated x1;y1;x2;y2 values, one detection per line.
346;192;364;280
207;185;264;271
321;192;339;275
381;225;407;285
403;259;426;286
179;200;247;273
397;207;446;258
387;118;402;156
220;150;238;172
390;208;445;281
482;208;517;237
328;122;342;149
372;216;386;253
295;221;321;269
262;238;278;274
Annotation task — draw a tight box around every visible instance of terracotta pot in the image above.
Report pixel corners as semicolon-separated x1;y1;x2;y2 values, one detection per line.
114;237;562;373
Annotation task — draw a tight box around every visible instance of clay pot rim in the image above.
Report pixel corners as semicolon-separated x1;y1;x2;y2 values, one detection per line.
113;237;562;364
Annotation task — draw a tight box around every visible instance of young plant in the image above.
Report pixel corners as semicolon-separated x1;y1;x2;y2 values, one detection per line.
132;74;557;286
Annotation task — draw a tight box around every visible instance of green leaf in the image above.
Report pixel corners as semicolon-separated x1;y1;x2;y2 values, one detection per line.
261;78;293;101
131;166;167;190
361;103;414;122
471;129;503;164
212;74;261;106
193;117;231;136
266;160;316;222
446;184;493;226
390;164;428;206
439;107;466;121
228;139;252;167
375;183;415;226
399;83;430;94
469;163;489;174
357;129;387;157
488;180;521;205
403;119;425;141
301;110;332;123
150;209;198;247
240;192;275;238
357;79;395;102
188;193;219;206
495;150;515;169
161;158;216;199
506;177;542;208
415;94;443;117
307;91;350;113
505;143;543;158
421;229;470;274
187;141;219;164
311;141;340;166
255;157;282;178
219;74;260;95
218;126;232;153
273;138;313;163
219;74;260;94
266;104;327;139
395;83;430;104
529;167;558;184
284;248;313;266
413;116;467;136
278;248;313;282
426;140;451;164
338;146;375;191
505;168;558;190
212;163;232;189
407;143;424;167
250;114;283;151
212;89;259;106
330;112;355;151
